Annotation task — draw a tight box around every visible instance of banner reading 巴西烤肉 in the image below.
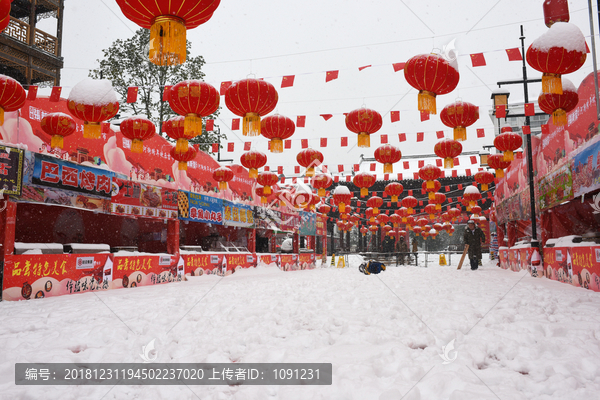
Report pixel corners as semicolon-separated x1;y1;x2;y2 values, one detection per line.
177;191;223;224
0;145;24;196
222;200;254;228
111;178;178;219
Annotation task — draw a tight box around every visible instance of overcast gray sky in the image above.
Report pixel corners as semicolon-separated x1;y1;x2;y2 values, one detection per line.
37;0;600;178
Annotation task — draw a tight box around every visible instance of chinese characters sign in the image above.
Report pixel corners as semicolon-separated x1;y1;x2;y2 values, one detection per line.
0;145;24;195
111;178;178;219
222;200;254;228
178;191;223;225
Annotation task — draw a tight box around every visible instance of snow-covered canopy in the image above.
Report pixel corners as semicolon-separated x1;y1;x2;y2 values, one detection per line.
530;22;587;53
333;185;351;195
68;78;118;105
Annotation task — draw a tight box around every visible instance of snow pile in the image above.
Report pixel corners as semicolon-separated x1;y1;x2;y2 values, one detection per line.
68;78;118;105
333;185;351;195
530;22;587;53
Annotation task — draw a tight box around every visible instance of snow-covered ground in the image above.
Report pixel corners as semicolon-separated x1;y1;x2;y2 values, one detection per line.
2;254;600;400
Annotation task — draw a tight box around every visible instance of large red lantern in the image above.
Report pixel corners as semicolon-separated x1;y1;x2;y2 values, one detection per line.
544;0;569;27
353;172;376;197
389;214;401;228
170;145;197;170
120;116;156;153
360;226;369;236
261;114;295;153
240;150;267;179
213;167;234;191
406;216;416;229
297;148;324;177
41;112;76;150
345;107;383;148
463;185;482;208
413;226;422;236
374;144;402;173
538;78;578;126
365;207;375;223
441;212;452;223
163;116;190;154
526;22;586;94
350;213;361;226
474;170;495;191
424;204;438;220
225;78;278;136
382;225;393;236
417;217;428;228
333;186;352;213
115;0;220;66
169;80;219;138
395;207;408;223
402;196;418;214
494;127;523;162
367;196;383;215
471;205;482;217
432;192;446;211
434;138;462;169
67;78;119;139
440;101;479;141
0;74;25;125
419;164;441;191
257;171;279;195
404;53;460;115
369;225;379;234
318;203;331;215
487;154;512;178
377;214;390;227
385;182;404;203
312;173;333;197
449;207;461;222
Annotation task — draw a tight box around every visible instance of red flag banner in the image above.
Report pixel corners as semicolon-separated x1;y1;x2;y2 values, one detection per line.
398;133;406;142
541;124;550;135
49;87;62;102
470;53;486;67
320;138;327;147
320;114;333;121
358;65;372;71
397;173;403;180
127;87;138;103
220;81;232;95
295;166;300;174
264;166;269;172
392;62;406;72
506;48;522;61
334;176;339;183
466;169;472;176
390;111;400;123
296;116;306;127
524;103;535;116
416;132;424;142
413;172;419;180
384;174;389;181
522;125;531;135
346;176;351;182
232;119;240;130
418;160;424;168
278;166;283;174
452;170;458;177
353;164;360;172
476;128;485;138
370;163;376;171
436;131;444;139
495;105;506;118
212;143;219;153
205;119;215;131
281;75;295;88
27;86;38;101
325;70;339;82
301;139;308;149
436;159;443;167
420;111;430;122
403;161;409;169
470;156;477;164
341;137;348;147
244;142;251;151
380;134;388;144
338;165;344;172
454;157;460;166
162;85;172;101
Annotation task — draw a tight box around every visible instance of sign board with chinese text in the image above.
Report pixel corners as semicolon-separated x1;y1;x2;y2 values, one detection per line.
177;191;223;225
111;178;178;219
222;200;255;228
111;254;182;289
0;145;24;195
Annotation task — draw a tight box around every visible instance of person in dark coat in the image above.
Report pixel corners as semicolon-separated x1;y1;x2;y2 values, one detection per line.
463;220;486;270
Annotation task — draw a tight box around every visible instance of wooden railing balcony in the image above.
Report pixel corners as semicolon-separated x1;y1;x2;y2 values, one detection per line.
2;16;59;56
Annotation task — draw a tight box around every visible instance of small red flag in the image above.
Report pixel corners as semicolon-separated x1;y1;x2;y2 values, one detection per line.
227;143;234;152
418;160;424;168
390;111;400;123
358;65;372;71
417;132;424;142
398;133;406;142
206;119;215;131
380;134;388;144
127;87;138;103
101;122;110;135
454;157;460;166
436;130;444;139
541;124;550;135
452;170;458;177
384;174;389;181
408;190;413;196
413;172;419;180
162;86;172;101
346;176;351;182
49;87;62;102
325;70;339;82
301;139;308;149
506;48;522;61
522;125;531;135
403;161;409;169
445;186;450;192
232;119;240;130
264;166;270;172
278;166;283;175
280;177;286;184
495;105;506;118
397;173;403;180
320;138;327;147
338;165;344;172
285;140;292;149
370;163;376;171
458;184;463;190
297;116;306;127
27;86;38;101
470;53;486;67
220;81;232;95
476;128;485;138
470;156;477;164
392;62;406;72
244;142;251;151
295;166;300;174
281;75;295;88
436;159;443;167
440;171;446;178
353;164;360;172
420;111;430;122
341;137;348;147
320;114;333;121
466;169;472;176
334;176;339;183
211;143;219;153
524;103;535;116
419;201;423;206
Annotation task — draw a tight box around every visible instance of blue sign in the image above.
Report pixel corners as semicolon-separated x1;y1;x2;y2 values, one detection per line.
298;211;317;236
223;200;255;228
178;191;223;225
572;139;600;198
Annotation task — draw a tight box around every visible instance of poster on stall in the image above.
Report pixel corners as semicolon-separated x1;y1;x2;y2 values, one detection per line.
537;162;573;211
111;254;182;289
182;253;228;276
254;207;282;231
280;254;300;271
298;211;317;236
222;200;255;228
280;212;302;233
226;253;256;270
316;214;327;236
572;138;600;198
177;191;223;224
0;145;24;195
111;178;178;219
299;253;317;269
2;253;113;301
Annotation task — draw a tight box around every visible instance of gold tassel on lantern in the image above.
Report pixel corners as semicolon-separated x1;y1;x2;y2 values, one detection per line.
436;204;441;210
219;181;227;191
408;207;413;214
0;106;4;125
248;168;258;179
373;207;379;215
184;114;202;138
391;195;398;203
131;139;144;153
149;15;186;66
178;161;187;170
454;126;466;141
542;73;563;95
426;180;434;189
429;214;434;220
243;113;261;136
360;188;368;197
384;163;393;174
83;122;101;139
496;169;504;178
176;138;189;154
444;157;454;169
270;138;283;153
357;133;370;148
339;203;346;213
263;185;272;195
51;135;64;149
418;90;437;114
318;188;325;197
503;150;514;161
261;196;267;204
428;192;435;200
553;109;567;126
482;184;489;191
402;217;407;223
306;167;315;177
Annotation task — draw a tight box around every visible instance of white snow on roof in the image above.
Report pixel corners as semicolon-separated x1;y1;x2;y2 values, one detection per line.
68;78;118;105
530;22;587;53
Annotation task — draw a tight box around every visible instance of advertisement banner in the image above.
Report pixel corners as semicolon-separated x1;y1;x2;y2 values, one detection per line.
16;185;112;213
316;214;327;236
182;253;228;276
298;253;317;269
572;138;600;198
31;153;114;198
0;145;24;195
537;162;573;211
544;246;571;284
112;254;182;289
258;254;279;266
111;178;178;219
499;248;509;270
254;208;282;231
280;212;302;233
226;253;257;269
298;211;317;236
570;246;600;292
223;200;255;228
2;253;113;301
177;191;223;225
280;254;299;271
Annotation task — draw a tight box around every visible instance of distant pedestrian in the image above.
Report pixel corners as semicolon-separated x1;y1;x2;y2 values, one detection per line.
463;220;485;270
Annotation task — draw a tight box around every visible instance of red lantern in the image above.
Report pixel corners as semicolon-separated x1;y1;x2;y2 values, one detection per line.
213;167;234;191
474;170;495;191
365;207;375;223
254;185;271;204
337;220;347;232
318;203;331;215
538;78;578;126
333;186;352;213
261;114;295;153
404;53;460;115
402;196;418;214
434;138;462;169
440;101;479;141
360;226;369;236
367;196;383;215
463;185;482;208
240;150;267;179
424;204;438;219
487;154;512;178
169;80;219;138
413;226;422;236
374;144;402;173
406;216;416;229
433;223;443;232
432;192;446;210
225;78;278;136
441;212;452;223
67;78;119;139
395;207;408;223
170;145;197;170
312;173;333;197
257;171;279;195
115;0;220;65
385;182;404;203
419;164;441;191
544;0;569;27
449;207;461;222
382;225;393;236
297;148;324;177
417;218;428;227
369;225;379;234
120;116;156;153
0;74;25;125
389;214;401;228
164;116;190;154
339;205;353;218
350;213;361;225
377;214;390;227
294;191;313;210
526;22;586;94
345;107;383;148
494;127;522;161
471;205;482;217
429;228;438;239
353;172;376;197
41;112;76;150
442;222;453;233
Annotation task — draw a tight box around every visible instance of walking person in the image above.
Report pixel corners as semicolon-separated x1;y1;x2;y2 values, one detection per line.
463;220;485;270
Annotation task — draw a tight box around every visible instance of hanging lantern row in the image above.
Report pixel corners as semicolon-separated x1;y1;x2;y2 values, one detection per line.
345;107;382;148
261;114;295;153
440;101;479;141
538;78;578;126
494;127;522;161
374;144;402;173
